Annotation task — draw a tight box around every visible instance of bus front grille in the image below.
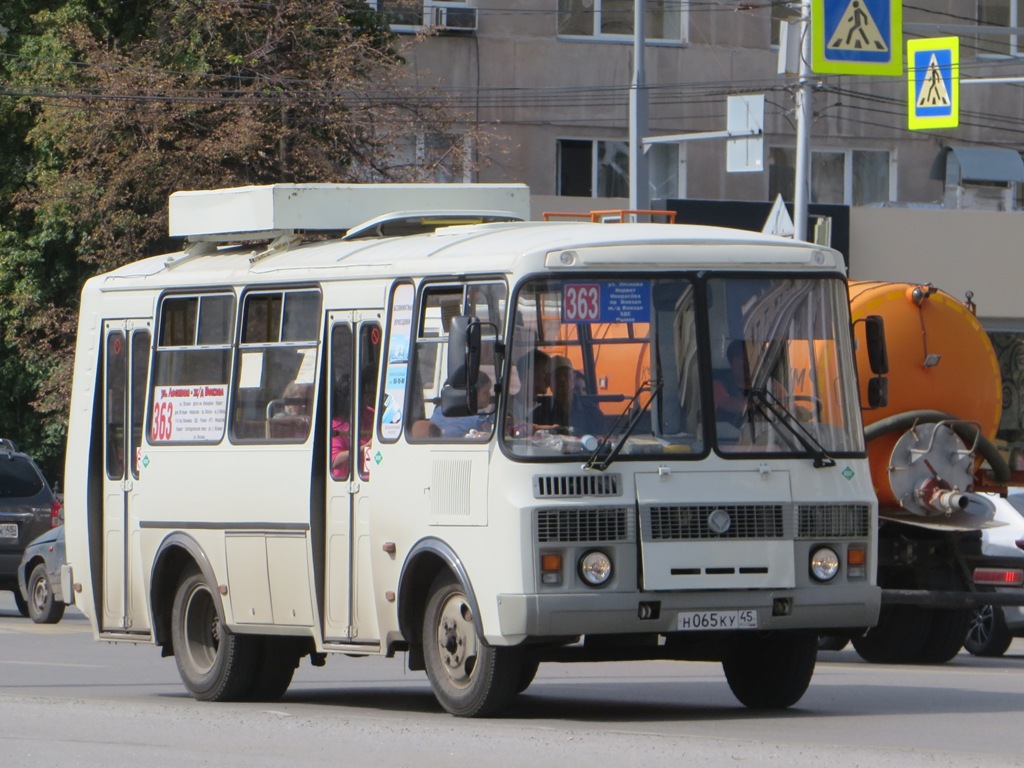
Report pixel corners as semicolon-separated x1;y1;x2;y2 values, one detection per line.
536;506;633;543
796;504;870;538
645;504;784;540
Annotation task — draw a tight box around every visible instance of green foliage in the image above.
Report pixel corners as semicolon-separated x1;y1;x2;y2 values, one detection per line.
0;0;479;480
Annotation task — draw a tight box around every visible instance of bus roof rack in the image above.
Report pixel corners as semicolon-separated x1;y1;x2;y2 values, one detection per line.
342;211;524;241
168;183;531;243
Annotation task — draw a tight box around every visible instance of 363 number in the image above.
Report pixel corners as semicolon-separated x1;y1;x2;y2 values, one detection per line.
564;283;601;322
151;400;174;441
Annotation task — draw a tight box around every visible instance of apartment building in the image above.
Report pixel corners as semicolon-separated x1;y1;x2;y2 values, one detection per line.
371;1;1024;211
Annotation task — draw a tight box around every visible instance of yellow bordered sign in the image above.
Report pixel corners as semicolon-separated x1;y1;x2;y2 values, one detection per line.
811;0;903;76
907;37;959;130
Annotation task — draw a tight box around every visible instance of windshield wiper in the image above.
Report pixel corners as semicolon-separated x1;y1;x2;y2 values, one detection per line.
746;387;836;469
584;379;663;472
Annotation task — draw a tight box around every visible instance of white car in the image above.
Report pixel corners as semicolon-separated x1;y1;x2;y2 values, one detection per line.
964;490;1024;657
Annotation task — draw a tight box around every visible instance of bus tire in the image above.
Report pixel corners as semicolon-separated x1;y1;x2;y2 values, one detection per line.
722;632;817;709
247;636;301;701
422;573;522;717
171;568;257;702
27;563;65;624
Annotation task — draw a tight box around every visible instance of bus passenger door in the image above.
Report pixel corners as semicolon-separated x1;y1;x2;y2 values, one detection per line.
323;313;382;643
101;319;152;633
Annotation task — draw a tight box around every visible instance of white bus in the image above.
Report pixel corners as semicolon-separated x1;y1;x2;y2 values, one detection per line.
64;184;881;716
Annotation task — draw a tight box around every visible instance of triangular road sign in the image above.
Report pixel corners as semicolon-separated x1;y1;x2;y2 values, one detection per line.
828;0;888;52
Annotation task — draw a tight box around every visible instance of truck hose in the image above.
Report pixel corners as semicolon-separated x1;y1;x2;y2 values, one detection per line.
863;409;1011;483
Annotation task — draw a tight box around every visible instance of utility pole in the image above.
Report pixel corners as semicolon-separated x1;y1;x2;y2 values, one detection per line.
629;0;650;211
793;0;813;241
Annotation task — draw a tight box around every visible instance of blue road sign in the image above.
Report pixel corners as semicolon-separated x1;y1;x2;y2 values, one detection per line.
908;37;959;130
812;0;903;76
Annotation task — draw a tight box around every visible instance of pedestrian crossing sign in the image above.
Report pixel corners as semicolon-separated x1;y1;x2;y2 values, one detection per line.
907;37;959;130
811;0;903;76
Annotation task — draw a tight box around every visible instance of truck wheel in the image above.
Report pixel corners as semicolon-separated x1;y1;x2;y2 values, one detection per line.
817;634;850;652
852;605;932;663
722;632;817;709
915;609;969;664
422;573;522;717
27;563;65;624
965;605;1012;658
516;656;540;693
171;568;257;702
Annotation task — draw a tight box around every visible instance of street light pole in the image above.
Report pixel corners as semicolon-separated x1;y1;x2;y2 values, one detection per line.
793;0;813;241
629;0;650;211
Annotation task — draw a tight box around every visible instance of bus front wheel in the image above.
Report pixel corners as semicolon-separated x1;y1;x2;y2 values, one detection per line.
722;632;817;709
171;568;257;702
422;573;522;717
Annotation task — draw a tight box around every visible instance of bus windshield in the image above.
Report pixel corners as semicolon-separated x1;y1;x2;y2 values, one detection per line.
502;274;863;461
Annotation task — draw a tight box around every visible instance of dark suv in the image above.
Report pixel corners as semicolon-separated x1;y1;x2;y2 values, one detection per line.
0;439;61;615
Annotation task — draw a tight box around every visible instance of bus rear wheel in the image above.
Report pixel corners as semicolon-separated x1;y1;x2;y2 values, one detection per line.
171;568;257;702
422;574;522;717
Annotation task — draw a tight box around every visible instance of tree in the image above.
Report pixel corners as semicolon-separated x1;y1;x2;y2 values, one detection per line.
0;0;480;480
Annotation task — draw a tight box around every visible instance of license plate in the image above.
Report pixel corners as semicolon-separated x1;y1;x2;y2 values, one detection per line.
0;523;17;540
677;609;758;631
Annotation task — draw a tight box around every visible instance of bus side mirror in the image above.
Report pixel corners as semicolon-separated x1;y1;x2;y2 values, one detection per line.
867;376;888;409
444;315;481;416
864;315;888;375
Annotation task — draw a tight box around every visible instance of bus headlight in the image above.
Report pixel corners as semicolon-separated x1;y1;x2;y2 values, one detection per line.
578;550;612;587
810;547;840;582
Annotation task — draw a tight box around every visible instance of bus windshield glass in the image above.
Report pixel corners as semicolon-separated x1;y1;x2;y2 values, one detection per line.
502;274;863;460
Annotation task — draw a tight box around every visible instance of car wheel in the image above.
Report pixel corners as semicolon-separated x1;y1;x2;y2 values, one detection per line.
27;563;65;624
12;588;29;618
965;604;1013;658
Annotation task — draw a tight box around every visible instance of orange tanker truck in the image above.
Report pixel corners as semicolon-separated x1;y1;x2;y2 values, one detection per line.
832;281;1016;663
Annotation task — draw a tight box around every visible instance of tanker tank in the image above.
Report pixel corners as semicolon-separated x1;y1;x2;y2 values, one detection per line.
850;281;1008;528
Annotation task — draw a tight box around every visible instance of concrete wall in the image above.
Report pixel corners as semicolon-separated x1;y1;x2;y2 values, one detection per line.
849;208;1024;331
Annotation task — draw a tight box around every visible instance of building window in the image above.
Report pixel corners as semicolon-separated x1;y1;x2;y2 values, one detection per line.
370;1;477;34
387;133;473;182
978;0;1022;56
558;0;685;42
769;147;893;206
557;139;680;199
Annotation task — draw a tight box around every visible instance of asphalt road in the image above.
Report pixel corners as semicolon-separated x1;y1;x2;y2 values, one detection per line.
2;591;1023;768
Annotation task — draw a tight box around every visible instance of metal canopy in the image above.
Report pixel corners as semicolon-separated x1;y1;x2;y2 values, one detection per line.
939;146;1024;184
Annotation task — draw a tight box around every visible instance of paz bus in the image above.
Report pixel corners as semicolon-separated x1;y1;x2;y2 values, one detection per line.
63;183;881;717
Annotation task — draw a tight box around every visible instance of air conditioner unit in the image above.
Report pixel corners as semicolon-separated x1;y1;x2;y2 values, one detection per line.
429;2;478;33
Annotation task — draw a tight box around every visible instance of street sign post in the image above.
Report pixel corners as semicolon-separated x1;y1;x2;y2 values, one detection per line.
907;37;960;130
811;0;903;75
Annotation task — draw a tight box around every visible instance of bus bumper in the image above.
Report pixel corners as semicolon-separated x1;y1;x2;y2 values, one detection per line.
494;584;881;641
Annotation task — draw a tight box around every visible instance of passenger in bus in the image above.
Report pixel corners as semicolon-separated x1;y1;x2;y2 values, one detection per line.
429;371;495;437
533;355;605;437
331;374;375;478
270;381;313;438
713;340;750;427
506;349;553;437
